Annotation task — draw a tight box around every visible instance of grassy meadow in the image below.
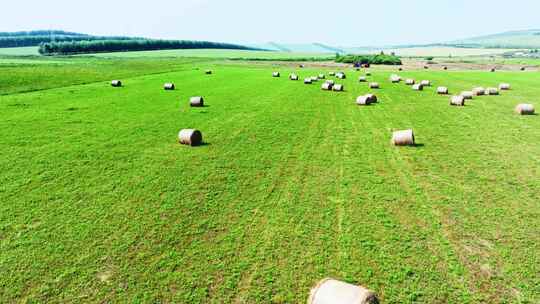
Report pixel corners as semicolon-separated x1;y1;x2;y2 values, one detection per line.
1;53;539;303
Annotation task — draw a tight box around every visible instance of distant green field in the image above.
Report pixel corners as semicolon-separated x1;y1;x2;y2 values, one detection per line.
1;56;539;303
389;47;521;57
0;46;39;56
81;48;333;60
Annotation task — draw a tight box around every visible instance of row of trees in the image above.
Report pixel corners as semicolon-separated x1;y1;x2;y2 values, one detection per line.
39;39;260;55
335;54;402;65
0;30;89;37
0;35;138;48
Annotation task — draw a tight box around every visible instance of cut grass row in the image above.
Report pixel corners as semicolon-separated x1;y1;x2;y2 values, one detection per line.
1;61;539;303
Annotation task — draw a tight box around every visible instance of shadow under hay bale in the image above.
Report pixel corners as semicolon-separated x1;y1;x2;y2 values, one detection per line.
308;278;379;304
178;129;203;146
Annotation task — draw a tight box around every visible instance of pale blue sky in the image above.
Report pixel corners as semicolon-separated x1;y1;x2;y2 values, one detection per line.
1;0;538;46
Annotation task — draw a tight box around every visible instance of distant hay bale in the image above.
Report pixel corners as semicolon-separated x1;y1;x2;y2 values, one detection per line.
357;94;377;105
437;87;448;94
333;84;344;91
485;87;499;95
318;74;326;79
443;66;448;70
164;83;175;90
190;96;204;107
398;67;403;71
412;84;423;91
450;95;466;106
304;78;312;84
311;76;319;82
472;87;485;96
420;80;431;86
329;72;336;76
392;129;415;146
499;83;511;90
424;65;429;69
308;279;378;304
325;80;335;85
358;76;367;82
520;67;526;71
515;104;535;115
205;70;212;75
111;80;122;87
366;94;377;103
369;82;380;89
321;82;333;91
405;79;415;85
289;74;299;80
272;72;280;77
178;129;203;146
390;74;401;83
490;68;496;72
336;72;346;79
461;91;473;99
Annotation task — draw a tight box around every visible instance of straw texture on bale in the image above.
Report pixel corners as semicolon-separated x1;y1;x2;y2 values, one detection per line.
485;88;499;95
333;84;344;91
461;91;473;99
369;82;380;89
515;104;535;115
190;96;204;107
272;72;280;77
420;80;430;86
405;79;415;85
304;78;312;84
392;129;415;146
450;95;465;106
412;84;423;91
437;87;448;94
111;80;122;87
358;76;367;82
164;83;175;90
308;278;378;304
472;87;485;96
178;129;203;146
321;82;333;91
289;74;299;80
499;83;511;90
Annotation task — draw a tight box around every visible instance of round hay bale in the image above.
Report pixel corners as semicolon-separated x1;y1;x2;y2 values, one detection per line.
472;87;485;96
329;72;336;76
311;76;319;82
520;67;526;71
336;73;346;79
356;95;371;105
490;68;496;72
111;80;122;87
450;95;466;106
398;67;403;71
515;104;535;115
369;82;380;89
392;129;415;146
318;74;326;79
405;79;415;85
412;84;423;91
164;83;175;90
420;80;431;86
365;94;377;103
178;129;203;146
390;75;401;83
325;80;335;85
289;74;299;81
321;82;333;91
443;66;448;70
485;87;499;95
304;78;312;84
272;72;280;77
461;91;474;99
365;72;371;76
333;84;344;92
499;83;511;90
205;70;212;75
308;278;378;304
437;87;448;94
358;76;367;82
190;96;204;107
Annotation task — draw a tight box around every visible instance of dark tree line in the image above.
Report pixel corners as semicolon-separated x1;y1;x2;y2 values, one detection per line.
335;54;402;65
0;35;139;48
39;39;262;55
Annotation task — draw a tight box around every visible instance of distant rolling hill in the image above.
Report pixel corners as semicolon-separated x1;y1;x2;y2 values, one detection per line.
448;29;540;48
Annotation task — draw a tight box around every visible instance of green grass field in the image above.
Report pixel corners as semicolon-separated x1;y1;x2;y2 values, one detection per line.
1;55;539;303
